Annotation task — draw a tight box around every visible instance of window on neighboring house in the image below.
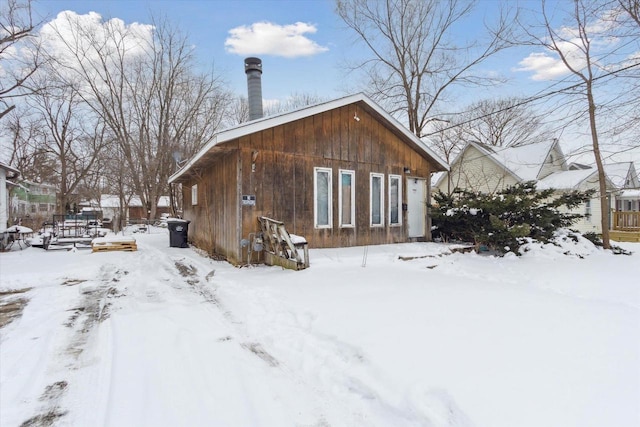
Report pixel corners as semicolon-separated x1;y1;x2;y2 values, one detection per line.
370;173;384;227
585;200;591;222
314;167;332;228
191;184;198;205
388;174;402;226
627;200;632;211
30;204;36;213
339;169;355;228
39;203;48;212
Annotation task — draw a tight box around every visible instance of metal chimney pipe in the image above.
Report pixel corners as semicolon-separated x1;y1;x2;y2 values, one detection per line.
244;57;263;121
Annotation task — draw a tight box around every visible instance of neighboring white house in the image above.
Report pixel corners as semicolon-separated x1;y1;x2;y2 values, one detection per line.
434;139;568;195
433;140;639;234
536;168;614;234
0;162;20;232
602;162;640;212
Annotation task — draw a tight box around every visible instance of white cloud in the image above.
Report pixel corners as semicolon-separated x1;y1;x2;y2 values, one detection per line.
39;11;154;69
515;7;627;81
35;11;155;92
515;45;587;81
225;21;328;58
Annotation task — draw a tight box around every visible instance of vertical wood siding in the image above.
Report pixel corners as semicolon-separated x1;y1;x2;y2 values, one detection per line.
180;102;440;265
182;150;241;264
235;104;435;257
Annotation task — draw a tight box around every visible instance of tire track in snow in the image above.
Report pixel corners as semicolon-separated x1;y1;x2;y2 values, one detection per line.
212;273;473;426
17;263;127;427
172;257;281;367
136;239;470;426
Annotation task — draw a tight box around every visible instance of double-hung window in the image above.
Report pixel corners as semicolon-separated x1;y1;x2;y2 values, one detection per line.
314;167;332;228
370;173;384;227
388;174;402;226
191;184;198;205
339;169;355;228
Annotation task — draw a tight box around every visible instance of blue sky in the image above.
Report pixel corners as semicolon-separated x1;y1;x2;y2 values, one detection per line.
28;0;639;166
32;0;531;103
33;0;353;101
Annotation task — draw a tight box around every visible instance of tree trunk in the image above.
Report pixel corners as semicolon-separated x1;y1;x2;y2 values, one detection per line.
586;83;611;249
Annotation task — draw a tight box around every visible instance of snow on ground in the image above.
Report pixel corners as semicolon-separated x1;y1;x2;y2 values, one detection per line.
0;228;638;427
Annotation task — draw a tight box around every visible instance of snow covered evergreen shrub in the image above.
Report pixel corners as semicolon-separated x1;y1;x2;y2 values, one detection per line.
432;181;594;255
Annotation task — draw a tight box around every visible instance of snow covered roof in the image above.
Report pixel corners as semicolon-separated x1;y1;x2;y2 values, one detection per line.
20;180;57;190
100;194;170;208
536;169;596;190
482;139;560;182
603;162;634;189
169;93;449;183
431;171;446;188
157;196;170;208
618;189;640;199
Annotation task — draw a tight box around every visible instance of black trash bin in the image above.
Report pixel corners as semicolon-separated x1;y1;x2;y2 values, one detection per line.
167;219;190;248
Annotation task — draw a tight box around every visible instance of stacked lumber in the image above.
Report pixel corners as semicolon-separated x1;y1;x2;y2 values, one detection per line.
91;236;137;252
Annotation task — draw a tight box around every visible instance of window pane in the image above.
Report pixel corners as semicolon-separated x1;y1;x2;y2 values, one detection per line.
191;184;198;205
317;171;329;226
341;173;352;225
372;176;381;225
390;177;399;224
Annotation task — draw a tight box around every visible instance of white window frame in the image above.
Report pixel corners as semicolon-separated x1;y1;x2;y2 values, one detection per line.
338;169;355;228
191;184;198;205
314;167;333;229
370;172;385;227
388;174;402;226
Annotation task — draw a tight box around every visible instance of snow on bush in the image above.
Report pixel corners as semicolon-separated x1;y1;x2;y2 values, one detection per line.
518;228;601;258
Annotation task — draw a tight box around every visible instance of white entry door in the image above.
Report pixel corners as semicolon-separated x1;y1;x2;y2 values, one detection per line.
407;178;426;238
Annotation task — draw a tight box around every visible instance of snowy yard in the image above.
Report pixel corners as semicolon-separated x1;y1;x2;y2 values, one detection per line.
0;228;638;427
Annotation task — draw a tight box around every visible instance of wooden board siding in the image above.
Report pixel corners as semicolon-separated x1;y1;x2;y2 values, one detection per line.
182;149;241;264
236;103;437;254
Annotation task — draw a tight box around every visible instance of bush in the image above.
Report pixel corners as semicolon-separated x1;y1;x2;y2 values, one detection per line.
432;181;594;255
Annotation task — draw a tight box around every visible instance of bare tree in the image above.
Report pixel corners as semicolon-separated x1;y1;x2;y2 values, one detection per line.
225;96;250;126
23;76;108;213
0;0;41;121
426;97;555;167
457;97;556;147
336;0;515;137
619;0;640;26
523;0;623;248
427;117;465;166
42;13;231;219
265;92;327;116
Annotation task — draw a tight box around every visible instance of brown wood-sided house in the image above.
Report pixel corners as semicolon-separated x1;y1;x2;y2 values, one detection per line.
168;93;448;266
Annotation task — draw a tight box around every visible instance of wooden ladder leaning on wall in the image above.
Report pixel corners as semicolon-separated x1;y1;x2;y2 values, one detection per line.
257;216;309;270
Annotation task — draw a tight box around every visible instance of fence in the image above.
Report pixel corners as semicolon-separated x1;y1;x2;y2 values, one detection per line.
612;211;640;231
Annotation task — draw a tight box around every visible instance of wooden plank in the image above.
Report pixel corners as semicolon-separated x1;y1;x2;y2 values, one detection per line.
331;109;341;161
341;106;351;162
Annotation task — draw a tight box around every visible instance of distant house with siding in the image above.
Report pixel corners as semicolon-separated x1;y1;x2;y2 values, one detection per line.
169;93;448;266
10;180;58;220
433;140;639;234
